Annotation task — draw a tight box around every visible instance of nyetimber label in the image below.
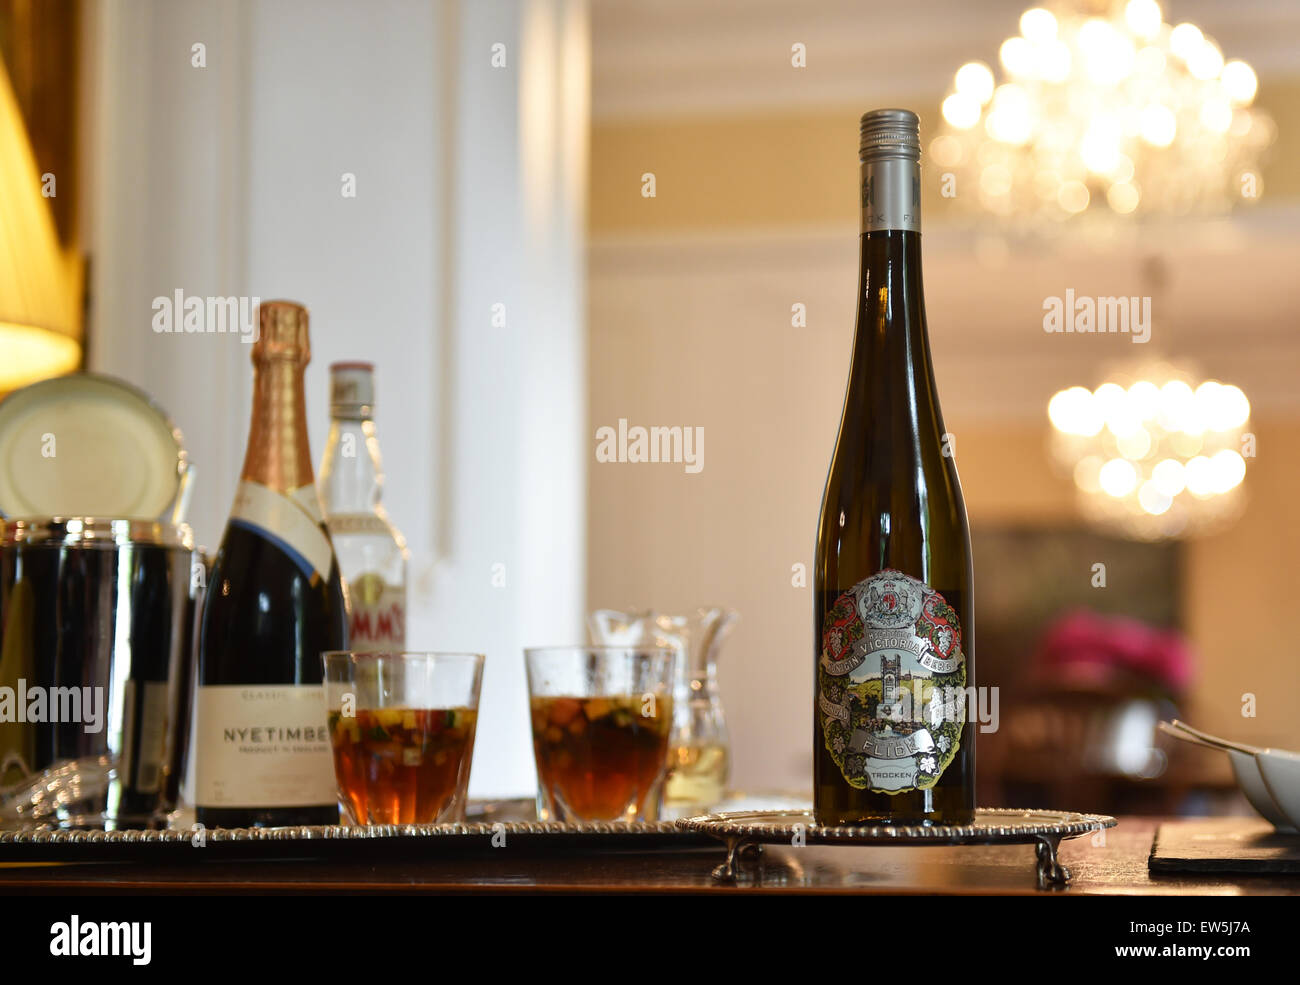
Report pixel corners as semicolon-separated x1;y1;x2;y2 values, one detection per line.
221;725;331;743
195;685;336;808
49;915;151;965
594;419;704;474
1042;290;1152;343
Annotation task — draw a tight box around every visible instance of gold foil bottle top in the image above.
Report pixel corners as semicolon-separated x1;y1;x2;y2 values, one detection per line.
254;300;311;362
241;299;316;491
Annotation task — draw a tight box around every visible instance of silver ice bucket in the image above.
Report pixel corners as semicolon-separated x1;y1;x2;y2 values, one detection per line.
0;518;201;827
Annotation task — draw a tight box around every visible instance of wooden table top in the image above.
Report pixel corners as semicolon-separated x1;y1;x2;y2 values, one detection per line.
0;816;1295;894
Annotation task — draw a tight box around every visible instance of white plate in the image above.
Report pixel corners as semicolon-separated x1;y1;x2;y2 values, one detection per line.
0;374;186;520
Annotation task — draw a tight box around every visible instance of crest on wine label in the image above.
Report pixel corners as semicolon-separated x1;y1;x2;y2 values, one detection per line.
819;569;965;793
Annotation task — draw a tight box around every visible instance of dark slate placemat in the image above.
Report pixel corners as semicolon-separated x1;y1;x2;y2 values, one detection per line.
1150;817;1300;875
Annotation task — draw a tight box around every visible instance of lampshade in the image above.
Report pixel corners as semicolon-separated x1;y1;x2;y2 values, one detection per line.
0;55;81;393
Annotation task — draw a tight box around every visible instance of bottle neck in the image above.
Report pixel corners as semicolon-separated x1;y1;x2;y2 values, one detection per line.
851;229;930;382
846;224;944;445
241;357;316;493
852;153;931;392
853;148;929;359
319;415;386;515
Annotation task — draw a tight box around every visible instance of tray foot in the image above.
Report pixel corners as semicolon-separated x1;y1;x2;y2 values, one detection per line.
711;837;762;882
1034;835;1072;889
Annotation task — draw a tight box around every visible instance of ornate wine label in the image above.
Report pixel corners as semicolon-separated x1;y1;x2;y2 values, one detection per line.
819;569;965;793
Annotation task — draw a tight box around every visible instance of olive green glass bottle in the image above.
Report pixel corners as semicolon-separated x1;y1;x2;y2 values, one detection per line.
814;109;975;826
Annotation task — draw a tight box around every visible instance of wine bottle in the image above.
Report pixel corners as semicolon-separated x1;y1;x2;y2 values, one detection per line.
195;301;348;828
318;362;408;650
814;110;975;826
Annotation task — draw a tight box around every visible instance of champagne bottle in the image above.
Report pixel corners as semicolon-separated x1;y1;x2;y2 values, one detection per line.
318;362;409;649
196;301;348;828
814;110;975;826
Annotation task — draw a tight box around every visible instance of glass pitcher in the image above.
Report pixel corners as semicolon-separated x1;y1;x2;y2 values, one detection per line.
588;607;739;813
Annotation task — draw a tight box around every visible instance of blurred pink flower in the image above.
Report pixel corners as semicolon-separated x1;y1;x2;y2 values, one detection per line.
1032;609;1195;695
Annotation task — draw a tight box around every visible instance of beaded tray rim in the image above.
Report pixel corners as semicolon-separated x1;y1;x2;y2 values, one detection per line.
675;807;1117;844
0;818;691;845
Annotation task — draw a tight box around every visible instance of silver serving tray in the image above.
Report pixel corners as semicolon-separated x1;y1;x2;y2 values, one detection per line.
676;807;1117;888
0;813;714;862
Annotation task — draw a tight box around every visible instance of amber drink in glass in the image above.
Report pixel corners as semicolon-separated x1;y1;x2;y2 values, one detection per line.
323;651;484;825
525;646;675;822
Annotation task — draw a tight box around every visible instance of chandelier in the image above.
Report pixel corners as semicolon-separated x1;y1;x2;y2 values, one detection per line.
1048;363;1251;540
931;0;1274;223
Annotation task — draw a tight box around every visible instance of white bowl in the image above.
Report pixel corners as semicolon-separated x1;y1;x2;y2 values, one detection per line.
1159;721;1299;832
1228;750;1297;833
1256;749;1300;832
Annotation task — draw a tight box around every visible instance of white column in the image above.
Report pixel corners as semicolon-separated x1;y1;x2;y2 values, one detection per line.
85;0;588;799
